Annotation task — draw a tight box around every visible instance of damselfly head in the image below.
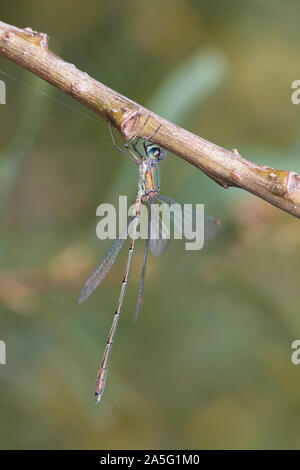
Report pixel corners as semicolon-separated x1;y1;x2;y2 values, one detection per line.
146;144;166;162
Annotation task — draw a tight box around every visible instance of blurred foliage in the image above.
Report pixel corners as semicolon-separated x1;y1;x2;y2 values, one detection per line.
0;0;300;450
149;49;228;124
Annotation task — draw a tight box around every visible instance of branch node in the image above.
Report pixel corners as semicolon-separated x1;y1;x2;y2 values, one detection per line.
19;26;49;49
284;172;300;203
231;148;241;157
120;109;142;139
71;80;85;94
38;33;49;49
231;170;242;182
2;31;14;41
24;26;37;35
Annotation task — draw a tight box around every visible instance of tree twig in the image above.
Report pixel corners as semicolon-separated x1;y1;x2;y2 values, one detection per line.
0;20;300;218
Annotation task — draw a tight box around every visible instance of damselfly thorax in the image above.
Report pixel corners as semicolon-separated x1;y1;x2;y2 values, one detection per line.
139;157;160;202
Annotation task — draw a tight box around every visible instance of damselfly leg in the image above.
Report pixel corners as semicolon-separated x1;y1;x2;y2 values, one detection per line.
128;114;151;159
108;120;140;165
142;124;162;154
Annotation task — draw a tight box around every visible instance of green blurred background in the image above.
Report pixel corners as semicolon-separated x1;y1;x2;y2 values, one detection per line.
0;0;300;450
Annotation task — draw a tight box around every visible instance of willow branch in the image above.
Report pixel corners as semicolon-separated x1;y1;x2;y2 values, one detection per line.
0;20;300;218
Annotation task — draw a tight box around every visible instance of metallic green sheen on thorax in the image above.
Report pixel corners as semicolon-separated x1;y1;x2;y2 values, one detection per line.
138;145;161;202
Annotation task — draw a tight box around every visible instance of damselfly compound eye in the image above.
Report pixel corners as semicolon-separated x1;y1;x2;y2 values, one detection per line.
147;145;166;160
152;147;161;158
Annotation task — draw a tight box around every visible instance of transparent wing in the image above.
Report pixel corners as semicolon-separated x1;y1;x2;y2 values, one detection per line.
149;205;170;256
202;213;221;240
78;217;135;304
135;236;150;321
156;194;220;241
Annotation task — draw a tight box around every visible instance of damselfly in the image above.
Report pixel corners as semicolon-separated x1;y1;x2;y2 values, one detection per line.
78;117;220;402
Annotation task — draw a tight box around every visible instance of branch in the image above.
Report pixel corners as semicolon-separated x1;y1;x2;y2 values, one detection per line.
1;20;300;218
